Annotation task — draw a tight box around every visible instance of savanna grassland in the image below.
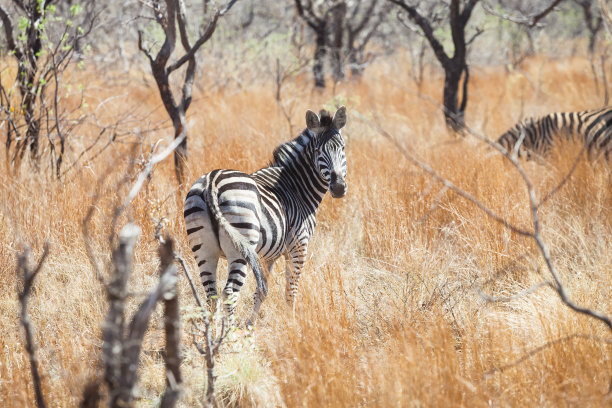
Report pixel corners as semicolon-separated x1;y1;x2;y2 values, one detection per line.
0;53;611;407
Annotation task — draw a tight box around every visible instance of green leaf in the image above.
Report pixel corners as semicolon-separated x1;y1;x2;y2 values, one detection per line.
18;17;30;32
70;4;83;16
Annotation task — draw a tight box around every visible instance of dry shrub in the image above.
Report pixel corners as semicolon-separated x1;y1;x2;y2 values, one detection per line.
0;55;610;407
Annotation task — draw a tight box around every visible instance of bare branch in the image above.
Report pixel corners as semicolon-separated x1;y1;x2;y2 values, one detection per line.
537;145;587;208
167;12;220;74
372;103;612;332
485;333;612;376
478;281;554;303
123;134;186;209
138;30;155;63
219;0;240;16
483;0;565;28
373;121;534;236
530;0;565;27
294;0;324;30
17;242;50;408
159;238;182;408
466;26;484;46
388;0;450;66
103;224;140;404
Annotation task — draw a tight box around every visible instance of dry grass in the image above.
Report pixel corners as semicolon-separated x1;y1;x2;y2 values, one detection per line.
0;54;611;407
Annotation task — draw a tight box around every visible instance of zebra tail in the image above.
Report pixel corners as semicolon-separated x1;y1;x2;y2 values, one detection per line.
204;185;268;297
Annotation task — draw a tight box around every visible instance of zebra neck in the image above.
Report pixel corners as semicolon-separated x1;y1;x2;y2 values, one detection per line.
278;147;328;213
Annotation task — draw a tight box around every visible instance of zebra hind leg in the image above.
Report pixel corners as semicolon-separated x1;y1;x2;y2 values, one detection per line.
247;260;273;326
184;195;221;312
190;245;221;313
221;258;251;323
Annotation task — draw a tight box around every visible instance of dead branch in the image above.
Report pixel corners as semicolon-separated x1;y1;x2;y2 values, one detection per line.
102;222;180;407
477;281;554;303
537;142;588;208
154;217;226;408
483;0;565;28
485;333;612;376
374;121;533;237
17;242;50;408
159;238;182;407
374;114;612;333
103;223;140;406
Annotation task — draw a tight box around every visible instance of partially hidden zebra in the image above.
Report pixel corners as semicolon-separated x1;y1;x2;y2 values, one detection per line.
496;107;612;160
184;107;348;323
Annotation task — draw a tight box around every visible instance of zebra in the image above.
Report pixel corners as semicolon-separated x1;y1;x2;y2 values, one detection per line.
496;107;612;161
184;106;348;323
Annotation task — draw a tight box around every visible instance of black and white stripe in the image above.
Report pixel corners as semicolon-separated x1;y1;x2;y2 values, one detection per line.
497;107;612;160
184;107;348;322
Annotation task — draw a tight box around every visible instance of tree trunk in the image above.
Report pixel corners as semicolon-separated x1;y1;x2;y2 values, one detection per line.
442;62;468;132
347;49;363;78
331;3;347;82
313;28;327;88
14;2;44;164
173;113;188;186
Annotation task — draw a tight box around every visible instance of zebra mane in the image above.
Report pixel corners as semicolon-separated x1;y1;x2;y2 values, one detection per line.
319;110;332;127
270;110;335;167
270;130;315;167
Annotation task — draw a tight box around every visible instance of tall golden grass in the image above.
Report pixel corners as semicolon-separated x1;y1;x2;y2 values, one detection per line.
0;54;610;407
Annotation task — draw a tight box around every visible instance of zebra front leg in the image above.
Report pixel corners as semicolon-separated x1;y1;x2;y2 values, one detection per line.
247;260;273;326
285;244;307;314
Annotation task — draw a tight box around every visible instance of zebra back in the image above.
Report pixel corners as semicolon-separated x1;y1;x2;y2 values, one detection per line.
496;107;612;160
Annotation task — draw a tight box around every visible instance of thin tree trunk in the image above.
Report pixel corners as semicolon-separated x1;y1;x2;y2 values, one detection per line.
173;113;188;186
331;3;347;82
313;28;327;88
348;49;362;78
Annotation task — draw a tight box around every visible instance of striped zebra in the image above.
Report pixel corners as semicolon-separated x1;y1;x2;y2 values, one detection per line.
184;107;348;323
496;107;612;160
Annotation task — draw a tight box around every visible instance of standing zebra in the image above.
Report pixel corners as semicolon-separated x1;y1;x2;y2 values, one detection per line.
184;107;348;323
496;107;612;160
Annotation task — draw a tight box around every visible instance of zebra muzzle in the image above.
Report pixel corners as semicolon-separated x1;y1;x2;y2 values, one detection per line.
329;172;347;198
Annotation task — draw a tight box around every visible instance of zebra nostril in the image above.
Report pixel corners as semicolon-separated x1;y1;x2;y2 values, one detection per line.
330;171;338;184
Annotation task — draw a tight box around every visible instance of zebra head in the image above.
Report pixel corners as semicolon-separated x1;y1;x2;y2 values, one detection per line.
306;106;348;198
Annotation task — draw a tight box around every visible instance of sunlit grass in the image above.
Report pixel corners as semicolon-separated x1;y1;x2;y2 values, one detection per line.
0;54;610;407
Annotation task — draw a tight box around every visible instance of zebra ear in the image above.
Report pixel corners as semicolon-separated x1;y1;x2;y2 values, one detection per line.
306;110;321;132
332;106;347;129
